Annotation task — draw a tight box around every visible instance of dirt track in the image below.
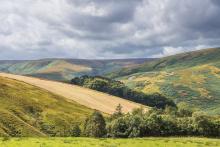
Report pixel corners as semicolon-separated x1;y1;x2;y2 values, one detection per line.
0;73;146;114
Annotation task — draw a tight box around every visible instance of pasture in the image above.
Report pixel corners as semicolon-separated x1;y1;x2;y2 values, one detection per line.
1;137;220;147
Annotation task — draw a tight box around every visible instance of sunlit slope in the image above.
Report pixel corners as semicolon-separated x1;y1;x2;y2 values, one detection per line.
110;48;220;78
0;73;145;115
0;76;93;137
117;48;220;114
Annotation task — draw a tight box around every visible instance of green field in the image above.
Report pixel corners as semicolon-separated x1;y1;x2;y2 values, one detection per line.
0;137;220;147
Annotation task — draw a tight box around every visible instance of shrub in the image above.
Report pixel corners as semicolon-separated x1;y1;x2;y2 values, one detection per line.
70;124;81;137
83;111;106;137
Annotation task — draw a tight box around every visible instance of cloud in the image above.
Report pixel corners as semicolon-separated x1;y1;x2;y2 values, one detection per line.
0;0;219;60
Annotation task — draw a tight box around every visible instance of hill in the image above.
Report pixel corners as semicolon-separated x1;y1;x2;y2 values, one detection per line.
0;76;94;137
0;73;145;115
71;76;176;109
110;48;220;114
0;58;151;81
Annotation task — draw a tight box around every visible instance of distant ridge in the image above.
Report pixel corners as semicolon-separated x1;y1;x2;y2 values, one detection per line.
0;58;152;81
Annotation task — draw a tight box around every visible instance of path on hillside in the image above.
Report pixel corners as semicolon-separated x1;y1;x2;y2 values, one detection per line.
0;73;146;114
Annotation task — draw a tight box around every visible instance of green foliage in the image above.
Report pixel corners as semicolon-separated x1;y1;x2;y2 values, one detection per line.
71;76;176;109
70;125;81;137
111;104;123;119
107;117;129;138
106;105;220;138
83;111;107;137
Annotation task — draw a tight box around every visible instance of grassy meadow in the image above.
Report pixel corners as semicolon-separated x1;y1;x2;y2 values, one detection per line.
0;137;220;147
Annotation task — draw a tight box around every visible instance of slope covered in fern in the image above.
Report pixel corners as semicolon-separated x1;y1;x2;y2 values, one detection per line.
113;48;220;114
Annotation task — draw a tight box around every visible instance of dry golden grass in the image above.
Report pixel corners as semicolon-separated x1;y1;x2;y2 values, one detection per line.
175;64;220;97
0;73;147;114
123;72;166;94
122;64;220;98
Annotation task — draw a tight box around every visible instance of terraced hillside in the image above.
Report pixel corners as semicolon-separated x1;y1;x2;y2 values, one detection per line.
0;76;94;137
0;58;150;81
113;48;220;114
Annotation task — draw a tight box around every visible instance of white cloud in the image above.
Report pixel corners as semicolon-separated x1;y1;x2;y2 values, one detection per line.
0;0;219;59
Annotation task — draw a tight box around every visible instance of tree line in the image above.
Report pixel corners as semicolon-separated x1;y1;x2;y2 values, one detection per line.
75;104;220;138
71;76;176;109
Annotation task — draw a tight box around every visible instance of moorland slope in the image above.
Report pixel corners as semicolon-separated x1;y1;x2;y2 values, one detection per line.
112;48;220;114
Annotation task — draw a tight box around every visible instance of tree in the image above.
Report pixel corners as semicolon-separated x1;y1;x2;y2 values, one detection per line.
111;104;123;119
177;102;193;117
132;107;144;116
70;124;81;137
127;115;142;137
83;111;106;137
107;117;129;138
193;114;215;136
164;106;177;116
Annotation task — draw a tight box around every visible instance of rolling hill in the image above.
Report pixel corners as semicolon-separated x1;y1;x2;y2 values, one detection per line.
0;76;94;137
0;73;145;114
110;48;220;114
0;73;146;137
0;58;150;81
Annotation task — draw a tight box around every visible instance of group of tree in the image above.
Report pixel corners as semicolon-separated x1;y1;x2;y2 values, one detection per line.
71;76;176;109
78;103;220;138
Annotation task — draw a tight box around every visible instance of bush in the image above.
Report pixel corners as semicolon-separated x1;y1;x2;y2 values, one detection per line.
106;105;220;138
83;111;106;137
70;124;81;137
107;117;129;138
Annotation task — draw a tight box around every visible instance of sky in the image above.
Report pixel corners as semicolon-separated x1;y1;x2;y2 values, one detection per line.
0;0;220;60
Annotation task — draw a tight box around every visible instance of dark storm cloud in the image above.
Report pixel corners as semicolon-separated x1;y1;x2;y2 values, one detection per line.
0;0;219;59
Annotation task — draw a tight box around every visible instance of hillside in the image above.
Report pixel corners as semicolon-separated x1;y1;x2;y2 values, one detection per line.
0;73;145;115
0;76;94;137
112;48;220;114
0;58;150;81
71;76;176;109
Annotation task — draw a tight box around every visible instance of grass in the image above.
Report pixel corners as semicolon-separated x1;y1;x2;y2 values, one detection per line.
0;137;220;147
0;76;94;137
